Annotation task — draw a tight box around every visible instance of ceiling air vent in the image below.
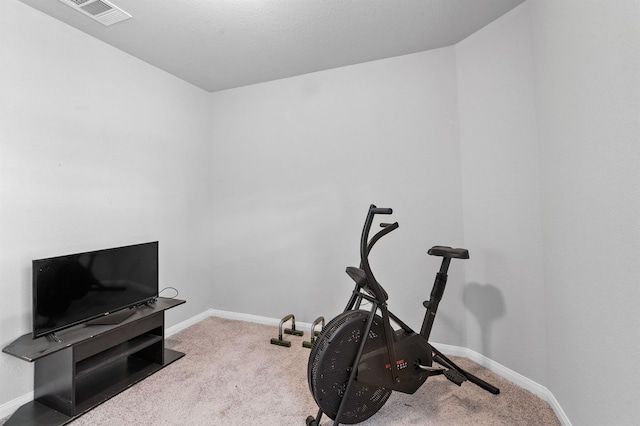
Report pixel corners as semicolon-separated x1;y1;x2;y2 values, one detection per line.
58;0;132;26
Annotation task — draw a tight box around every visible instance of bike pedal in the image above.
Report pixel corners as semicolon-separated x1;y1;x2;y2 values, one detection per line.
444;369;467;386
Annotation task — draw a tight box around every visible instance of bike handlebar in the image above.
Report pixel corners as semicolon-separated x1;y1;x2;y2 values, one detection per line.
371;207;393;215
359;205;397;302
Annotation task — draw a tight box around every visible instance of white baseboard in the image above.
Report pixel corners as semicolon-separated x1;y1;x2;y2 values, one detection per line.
199;309;572;426
0;391;33;421
165;309;215;337
167;308;315;337
1;308;571;426
417;342;571;426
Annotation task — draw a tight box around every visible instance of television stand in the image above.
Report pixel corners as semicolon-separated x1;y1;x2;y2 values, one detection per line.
85;305;137;325
2;297;185;426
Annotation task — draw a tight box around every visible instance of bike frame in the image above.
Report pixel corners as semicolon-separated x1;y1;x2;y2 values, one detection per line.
346;205;438;387
309;205;499;426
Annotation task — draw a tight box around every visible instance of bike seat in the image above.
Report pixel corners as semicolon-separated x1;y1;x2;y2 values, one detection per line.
428;246;469;259
346;266;389;301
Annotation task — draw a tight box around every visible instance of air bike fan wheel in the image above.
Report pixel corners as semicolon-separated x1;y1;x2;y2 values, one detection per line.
307;310;391;424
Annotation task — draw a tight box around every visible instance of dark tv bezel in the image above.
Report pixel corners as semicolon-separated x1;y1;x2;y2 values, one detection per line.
32;241;159;339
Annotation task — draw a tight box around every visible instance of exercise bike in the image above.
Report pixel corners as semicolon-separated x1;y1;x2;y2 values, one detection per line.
306;205;499;425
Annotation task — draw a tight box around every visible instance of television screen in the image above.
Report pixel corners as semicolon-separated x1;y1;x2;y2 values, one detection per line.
32;241;158;338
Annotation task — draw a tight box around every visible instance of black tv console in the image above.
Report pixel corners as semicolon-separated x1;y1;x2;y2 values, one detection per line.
2;297;185;426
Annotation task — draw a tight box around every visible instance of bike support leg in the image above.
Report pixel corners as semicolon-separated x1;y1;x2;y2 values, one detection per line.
306;408;324;426
332;302;379;425
431;346;500;395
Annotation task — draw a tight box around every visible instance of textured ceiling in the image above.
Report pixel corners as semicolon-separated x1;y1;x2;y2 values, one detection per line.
19;0;526;93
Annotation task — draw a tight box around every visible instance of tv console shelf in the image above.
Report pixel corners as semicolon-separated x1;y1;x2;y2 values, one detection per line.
2;297;185;426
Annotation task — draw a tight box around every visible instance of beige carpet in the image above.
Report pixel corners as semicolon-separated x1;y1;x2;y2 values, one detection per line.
12;316;560;425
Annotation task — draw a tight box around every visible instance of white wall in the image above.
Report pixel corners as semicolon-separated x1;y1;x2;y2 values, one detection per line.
458;0;640;424
208;49;468;345
0;0;213;406
530;0;640;424
456;2;547;385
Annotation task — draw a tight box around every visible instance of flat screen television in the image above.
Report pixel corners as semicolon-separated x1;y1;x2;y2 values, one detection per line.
32;241;159;339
